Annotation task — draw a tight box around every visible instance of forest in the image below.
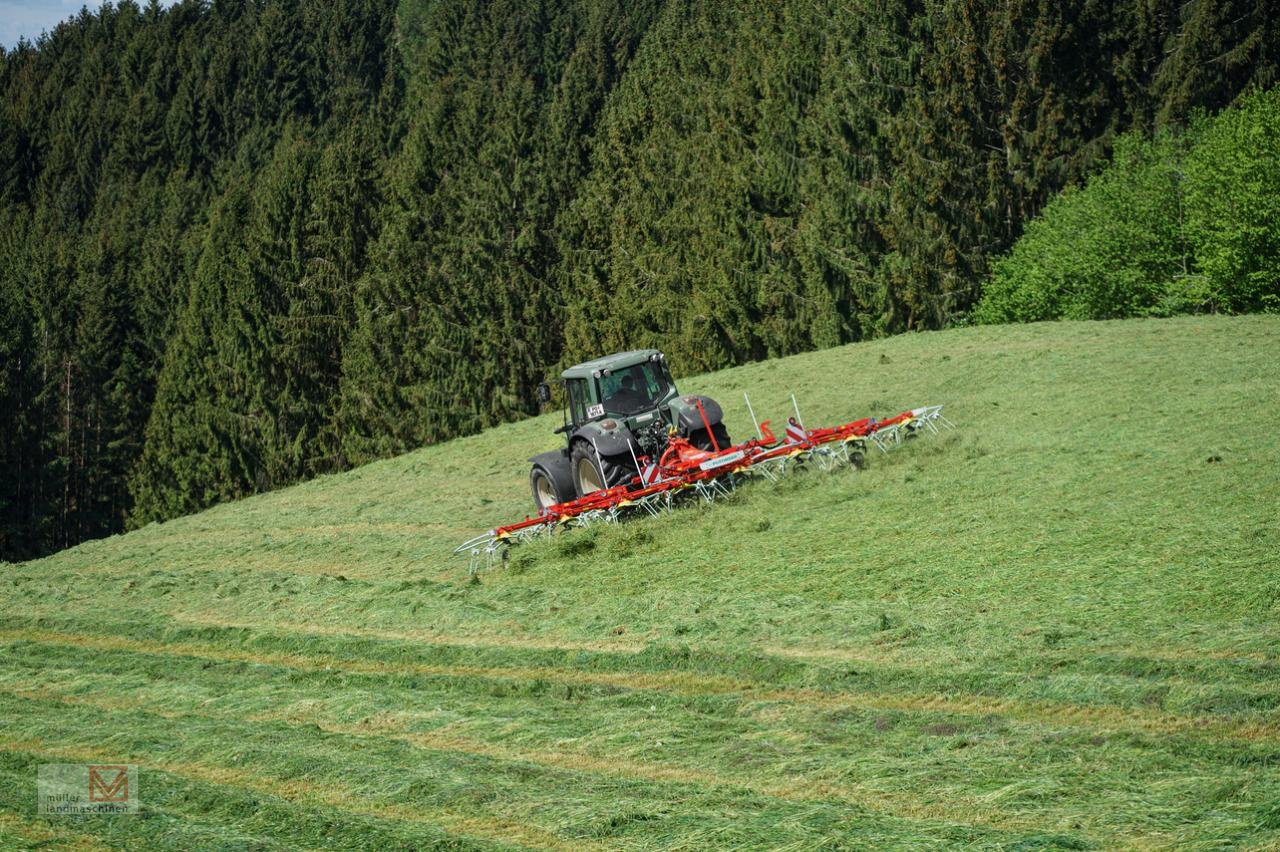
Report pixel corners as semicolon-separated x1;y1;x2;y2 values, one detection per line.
1;0;1276;561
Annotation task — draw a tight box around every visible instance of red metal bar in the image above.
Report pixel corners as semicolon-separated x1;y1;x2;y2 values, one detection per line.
693;398;721;452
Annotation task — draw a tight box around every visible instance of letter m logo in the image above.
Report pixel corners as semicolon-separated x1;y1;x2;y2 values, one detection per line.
88;766;129;802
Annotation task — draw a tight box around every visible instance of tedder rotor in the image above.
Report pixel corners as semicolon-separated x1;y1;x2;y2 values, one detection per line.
455;348;954;570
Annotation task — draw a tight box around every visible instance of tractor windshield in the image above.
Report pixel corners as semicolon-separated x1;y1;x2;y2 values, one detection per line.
599;361;670;416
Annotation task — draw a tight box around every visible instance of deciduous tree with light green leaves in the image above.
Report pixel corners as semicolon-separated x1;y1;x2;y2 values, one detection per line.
976;86;1280;324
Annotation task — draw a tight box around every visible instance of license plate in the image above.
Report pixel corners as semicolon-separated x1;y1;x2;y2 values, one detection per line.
699;449;745;471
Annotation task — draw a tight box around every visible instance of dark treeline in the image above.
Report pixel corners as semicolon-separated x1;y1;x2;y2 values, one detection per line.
2;0;1275;560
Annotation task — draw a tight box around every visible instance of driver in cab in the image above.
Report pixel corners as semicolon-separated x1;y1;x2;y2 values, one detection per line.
607;374;645;412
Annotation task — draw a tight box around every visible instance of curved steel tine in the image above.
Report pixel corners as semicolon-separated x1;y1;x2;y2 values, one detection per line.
454;531;496;555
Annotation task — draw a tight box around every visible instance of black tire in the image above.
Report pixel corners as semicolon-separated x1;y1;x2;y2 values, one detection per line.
569;440;635;497
530;463;574;512
687;423;732;452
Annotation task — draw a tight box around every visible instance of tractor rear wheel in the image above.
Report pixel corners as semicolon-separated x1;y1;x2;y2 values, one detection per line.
569;441;633;497
688;423;732;452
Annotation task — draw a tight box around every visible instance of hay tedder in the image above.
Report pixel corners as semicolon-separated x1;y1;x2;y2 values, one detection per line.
455;349;953;569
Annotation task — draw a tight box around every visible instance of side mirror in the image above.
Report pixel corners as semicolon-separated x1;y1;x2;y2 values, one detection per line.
536;382;552;404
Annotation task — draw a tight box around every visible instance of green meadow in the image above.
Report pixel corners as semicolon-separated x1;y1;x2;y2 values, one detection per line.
2;315;1278;849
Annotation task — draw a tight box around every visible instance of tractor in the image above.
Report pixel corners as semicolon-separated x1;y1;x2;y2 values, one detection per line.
529;349;731;510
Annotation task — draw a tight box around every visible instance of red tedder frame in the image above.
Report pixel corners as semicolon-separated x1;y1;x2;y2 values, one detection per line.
455;401;953;567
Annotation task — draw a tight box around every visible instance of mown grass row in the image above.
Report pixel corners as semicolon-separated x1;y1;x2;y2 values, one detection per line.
3;624;1279;847
1;694;1034;849
2;619;1278;736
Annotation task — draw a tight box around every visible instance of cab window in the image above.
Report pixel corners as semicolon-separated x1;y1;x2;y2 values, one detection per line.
566;378;590;425
600;362;670;415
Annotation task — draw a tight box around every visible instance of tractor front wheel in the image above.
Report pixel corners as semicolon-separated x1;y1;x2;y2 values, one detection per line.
530;464;572;512
570;441;633;497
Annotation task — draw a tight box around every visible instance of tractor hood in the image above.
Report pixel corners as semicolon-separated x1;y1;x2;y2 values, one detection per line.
667;394;724;434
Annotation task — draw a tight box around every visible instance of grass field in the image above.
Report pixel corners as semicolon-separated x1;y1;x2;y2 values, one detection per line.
2;315;1278;850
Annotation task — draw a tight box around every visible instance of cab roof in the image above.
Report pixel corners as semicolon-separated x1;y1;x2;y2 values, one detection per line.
561;349;662;380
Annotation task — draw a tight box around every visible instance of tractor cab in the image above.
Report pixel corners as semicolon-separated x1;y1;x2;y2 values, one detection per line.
528;350;731;510
555;349;677;429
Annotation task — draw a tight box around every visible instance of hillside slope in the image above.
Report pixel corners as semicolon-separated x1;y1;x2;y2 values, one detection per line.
7;0;1278;561
2;316;1278;848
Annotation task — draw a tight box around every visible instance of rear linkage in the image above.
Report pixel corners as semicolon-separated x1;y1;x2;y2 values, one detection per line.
454;397;954;574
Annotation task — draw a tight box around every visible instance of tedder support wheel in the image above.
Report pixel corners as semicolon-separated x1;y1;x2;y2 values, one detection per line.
569;440;634;498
